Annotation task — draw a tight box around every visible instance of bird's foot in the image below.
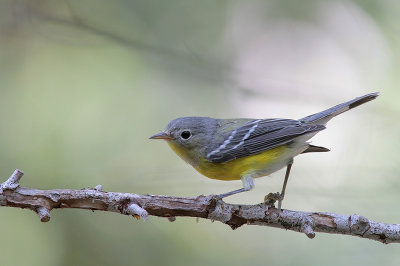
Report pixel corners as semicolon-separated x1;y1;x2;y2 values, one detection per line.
264;192;284;215
264;192;280;206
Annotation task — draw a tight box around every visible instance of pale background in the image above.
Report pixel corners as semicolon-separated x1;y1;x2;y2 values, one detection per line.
0;1;399;265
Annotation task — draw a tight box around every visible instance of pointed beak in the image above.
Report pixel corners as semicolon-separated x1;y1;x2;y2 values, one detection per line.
149;132;174;140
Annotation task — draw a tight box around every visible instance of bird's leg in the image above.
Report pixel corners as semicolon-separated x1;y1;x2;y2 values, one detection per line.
216;176;254;199
277;160;293;212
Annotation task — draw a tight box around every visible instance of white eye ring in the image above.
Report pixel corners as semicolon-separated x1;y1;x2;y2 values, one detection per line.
180;130;191;140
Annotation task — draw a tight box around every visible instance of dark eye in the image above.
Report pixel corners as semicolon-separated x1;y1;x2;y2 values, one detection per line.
180;131;191;139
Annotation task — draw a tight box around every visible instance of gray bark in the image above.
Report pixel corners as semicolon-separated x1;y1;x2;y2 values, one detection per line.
1;169;399;244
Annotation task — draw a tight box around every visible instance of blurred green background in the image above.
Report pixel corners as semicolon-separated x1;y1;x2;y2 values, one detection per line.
1;0;399;265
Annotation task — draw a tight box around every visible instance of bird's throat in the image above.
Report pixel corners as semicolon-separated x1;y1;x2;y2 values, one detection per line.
167;142;198;166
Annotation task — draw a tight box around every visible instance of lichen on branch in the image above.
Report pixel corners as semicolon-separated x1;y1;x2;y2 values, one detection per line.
0;169;399;244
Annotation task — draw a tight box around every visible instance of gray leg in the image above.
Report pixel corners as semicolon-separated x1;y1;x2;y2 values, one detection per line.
216;176;254;199
277;160;293;212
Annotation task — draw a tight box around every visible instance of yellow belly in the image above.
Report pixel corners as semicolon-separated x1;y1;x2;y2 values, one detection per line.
195;146;288;180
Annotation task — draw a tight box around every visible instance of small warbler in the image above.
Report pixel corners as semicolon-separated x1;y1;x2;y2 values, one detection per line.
150;92;378;210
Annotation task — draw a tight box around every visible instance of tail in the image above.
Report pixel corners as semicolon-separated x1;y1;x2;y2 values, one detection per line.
299;92;379;125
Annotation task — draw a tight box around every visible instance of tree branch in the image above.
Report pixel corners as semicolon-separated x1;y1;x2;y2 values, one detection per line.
1;169;399;244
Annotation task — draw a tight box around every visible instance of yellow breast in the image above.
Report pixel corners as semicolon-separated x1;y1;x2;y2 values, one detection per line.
168;142;288;181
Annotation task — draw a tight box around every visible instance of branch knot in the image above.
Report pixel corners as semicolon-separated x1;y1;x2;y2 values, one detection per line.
124;203;148;220
300;216;316;239
0;169;24;193
349;214;370;235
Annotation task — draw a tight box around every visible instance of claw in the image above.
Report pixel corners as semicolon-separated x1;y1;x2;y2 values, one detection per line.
264;192;280;206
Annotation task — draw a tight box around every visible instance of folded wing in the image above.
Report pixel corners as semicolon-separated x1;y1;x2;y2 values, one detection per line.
206;119;325;163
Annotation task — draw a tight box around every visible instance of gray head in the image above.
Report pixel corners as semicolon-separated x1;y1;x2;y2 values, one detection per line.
150;117;217;159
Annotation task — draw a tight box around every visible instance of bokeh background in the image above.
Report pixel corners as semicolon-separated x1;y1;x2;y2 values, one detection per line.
0;0;399;265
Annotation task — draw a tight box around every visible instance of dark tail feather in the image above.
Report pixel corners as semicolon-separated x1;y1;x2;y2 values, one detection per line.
300;92;379;125
301;145;330;154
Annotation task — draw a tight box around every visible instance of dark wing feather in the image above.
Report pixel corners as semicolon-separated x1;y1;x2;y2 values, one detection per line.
206;119;325;163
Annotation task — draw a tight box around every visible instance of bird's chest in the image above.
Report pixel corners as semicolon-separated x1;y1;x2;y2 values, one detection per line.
196;145;290;181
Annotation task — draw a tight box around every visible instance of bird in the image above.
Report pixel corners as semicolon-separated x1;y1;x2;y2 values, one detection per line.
150;92;378;211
